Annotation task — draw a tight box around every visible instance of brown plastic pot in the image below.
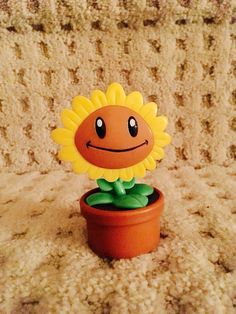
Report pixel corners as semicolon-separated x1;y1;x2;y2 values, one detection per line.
80;188;164;259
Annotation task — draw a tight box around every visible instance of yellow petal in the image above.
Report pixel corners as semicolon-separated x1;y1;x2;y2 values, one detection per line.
154;132;171;147
151;146;165;160
133;163;146;178
88;166;104;180
119;168;134;181
125;91;143;111
72;157;89;174
91;90;107;108
106;83;126;105
149;116;168;132
143;156;156;170
61;109;81;124
51;128;74;145
103;169;119;182
61;109;80;131
61;117;77;131
58;146;78;161
72;96;94;118
140;102;157;118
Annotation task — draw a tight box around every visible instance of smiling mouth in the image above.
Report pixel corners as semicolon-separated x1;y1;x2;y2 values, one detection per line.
86;140;148;152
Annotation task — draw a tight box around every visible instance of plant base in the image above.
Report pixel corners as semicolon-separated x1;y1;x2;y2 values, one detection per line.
80;188;164;259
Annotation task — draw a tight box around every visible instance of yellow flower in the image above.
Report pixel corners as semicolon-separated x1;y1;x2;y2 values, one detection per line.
51;83;171;182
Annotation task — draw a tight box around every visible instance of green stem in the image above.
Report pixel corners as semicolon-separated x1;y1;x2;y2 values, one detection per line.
112;179;126;196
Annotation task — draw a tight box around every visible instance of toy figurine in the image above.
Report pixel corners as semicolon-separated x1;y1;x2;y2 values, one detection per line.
51;83;171;259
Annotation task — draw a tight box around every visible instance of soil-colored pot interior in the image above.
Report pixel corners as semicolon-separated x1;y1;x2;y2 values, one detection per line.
88;189;160;211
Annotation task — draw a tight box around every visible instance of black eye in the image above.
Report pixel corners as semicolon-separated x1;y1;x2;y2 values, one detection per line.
95;117;106;138
128;116;138;137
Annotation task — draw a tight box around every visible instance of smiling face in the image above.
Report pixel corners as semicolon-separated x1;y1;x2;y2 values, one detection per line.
74;106;154;169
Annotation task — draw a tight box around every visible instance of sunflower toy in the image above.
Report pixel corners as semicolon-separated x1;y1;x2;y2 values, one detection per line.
51;83;171;259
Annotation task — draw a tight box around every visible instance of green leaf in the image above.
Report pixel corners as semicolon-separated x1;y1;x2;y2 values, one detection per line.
86;192;114;206
127;184;154;196
113;194;148;209
122;178;135;189
96;179;113;192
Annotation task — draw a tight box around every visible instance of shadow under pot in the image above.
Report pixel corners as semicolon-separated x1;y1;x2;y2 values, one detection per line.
80;187;164;259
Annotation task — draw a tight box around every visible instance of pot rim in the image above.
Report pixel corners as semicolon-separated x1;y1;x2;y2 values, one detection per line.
80;187;164;226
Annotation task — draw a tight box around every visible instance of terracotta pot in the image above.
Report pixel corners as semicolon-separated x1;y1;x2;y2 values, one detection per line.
80;187;164;259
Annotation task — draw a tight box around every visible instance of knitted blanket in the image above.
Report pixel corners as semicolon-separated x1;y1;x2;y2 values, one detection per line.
0;1;235;313
0;166;235;313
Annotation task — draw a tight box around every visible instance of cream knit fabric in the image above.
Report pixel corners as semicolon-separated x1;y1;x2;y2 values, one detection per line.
0;1;235;313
